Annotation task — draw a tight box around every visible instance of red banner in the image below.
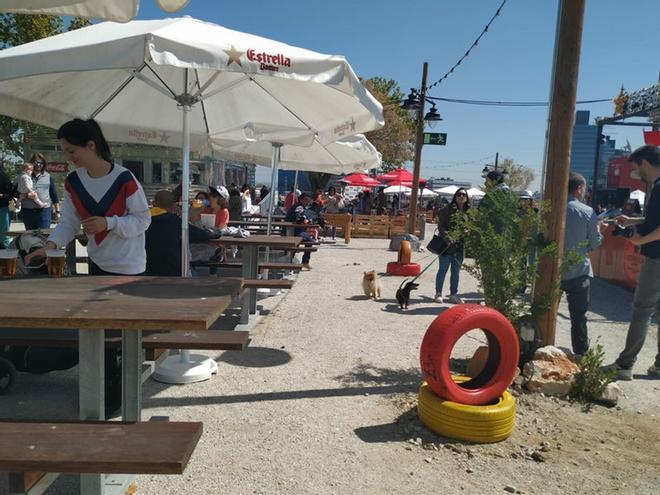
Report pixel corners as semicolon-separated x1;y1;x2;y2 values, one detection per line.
643;131;660;146
46;161;69;173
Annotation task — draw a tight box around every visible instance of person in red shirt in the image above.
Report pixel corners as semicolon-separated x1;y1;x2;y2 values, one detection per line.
284;186;299;210
202;187;229;229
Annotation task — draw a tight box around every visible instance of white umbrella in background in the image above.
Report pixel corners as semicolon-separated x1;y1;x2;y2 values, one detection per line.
467;187;485;198
211;126;381;234
0;17;383;383
383;185;411;194
435;185;459;196
405;188;437;198
0;0;189;22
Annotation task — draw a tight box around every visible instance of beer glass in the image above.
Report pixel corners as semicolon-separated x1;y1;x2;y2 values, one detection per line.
0;249;19;278
46;249;66;278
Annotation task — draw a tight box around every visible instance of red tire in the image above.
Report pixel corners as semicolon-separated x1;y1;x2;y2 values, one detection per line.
386;262;421;276
420;304;519;405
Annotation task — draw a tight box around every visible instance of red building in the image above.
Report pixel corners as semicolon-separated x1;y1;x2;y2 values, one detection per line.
607;156;646;190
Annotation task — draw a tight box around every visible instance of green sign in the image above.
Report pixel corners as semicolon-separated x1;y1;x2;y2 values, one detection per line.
423;132;447;145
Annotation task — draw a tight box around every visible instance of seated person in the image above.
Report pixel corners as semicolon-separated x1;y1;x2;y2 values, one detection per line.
146;189;213;276
202;187;230;229
285;193;318;269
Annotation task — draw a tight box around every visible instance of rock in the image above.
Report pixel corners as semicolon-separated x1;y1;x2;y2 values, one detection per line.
424;457;432;463
504;486;517;493
389;234;421;252
600;383;621;406
533;345;568;361
466;468;474;474
531;451;546;462
523;349;579;396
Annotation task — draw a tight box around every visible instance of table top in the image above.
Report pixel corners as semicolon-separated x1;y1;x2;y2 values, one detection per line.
210;235;302;248
230;220;305;229
0;276;243;331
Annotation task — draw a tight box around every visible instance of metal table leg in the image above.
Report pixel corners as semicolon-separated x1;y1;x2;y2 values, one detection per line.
121;329;142;422
79;329;105;494
243;246;258;314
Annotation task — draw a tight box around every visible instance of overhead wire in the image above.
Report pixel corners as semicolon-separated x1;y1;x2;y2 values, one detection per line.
427;0;507;90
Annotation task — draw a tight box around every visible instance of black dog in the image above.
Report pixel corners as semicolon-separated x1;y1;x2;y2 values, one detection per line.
395;279;419;309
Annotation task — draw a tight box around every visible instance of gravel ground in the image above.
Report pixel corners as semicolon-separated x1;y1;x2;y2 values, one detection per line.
1;225;659;494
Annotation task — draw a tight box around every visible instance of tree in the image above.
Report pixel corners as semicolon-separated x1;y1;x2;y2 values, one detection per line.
500;158;535;191
0;14;91;160
362;77;415;172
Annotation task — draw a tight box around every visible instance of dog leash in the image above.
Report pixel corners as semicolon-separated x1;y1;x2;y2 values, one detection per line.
408;244;450;284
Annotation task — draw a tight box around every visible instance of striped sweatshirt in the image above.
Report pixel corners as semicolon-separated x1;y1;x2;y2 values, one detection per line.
48;164;151;274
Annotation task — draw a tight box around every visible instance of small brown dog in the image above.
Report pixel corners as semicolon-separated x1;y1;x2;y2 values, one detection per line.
362;270;382;300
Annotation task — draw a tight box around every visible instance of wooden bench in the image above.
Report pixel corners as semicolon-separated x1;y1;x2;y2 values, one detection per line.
190;261;304;272
0;329;250;371
321;213;352;243
242;279;295;290
0;420;202;494
351;214;390;238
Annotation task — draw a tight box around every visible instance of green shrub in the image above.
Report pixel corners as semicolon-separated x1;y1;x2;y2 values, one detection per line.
570;344;617;403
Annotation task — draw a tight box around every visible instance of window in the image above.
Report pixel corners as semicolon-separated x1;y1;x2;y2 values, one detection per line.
123;160;144;182
152;162;162;183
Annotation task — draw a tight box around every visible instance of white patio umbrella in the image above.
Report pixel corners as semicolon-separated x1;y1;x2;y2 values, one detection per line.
0;0;188;22
383;185;411;194
211;126;381;234
405;188;437;197
0;17;383;382
435;185;459;196
0;17;383;270
466;187;485;198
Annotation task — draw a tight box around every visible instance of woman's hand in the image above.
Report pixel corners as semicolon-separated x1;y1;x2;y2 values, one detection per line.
81;216;108;235
24;241;57;265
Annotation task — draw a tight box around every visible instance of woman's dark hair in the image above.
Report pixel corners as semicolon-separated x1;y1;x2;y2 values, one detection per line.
56;118;112;162
195;191;210;201
229;188;240;197
241;183;250;193
328;186;336;194
28;153;48;173
450;188;471;211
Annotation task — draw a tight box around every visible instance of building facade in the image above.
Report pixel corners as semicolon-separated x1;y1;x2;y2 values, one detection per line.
24;129;255;199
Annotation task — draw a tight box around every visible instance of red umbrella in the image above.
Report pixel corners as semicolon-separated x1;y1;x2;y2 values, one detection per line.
377;168;426;187
339;173;382;187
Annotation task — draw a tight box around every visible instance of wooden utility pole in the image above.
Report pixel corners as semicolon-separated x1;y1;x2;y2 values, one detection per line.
533;0;586;346
408;62;428;234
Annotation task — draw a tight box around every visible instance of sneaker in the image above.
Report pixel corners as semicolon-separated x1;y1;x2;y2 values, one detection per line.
647;365;660;378
434;293;443;303
301;263;312;270
602;363;633;381
446;294;463;305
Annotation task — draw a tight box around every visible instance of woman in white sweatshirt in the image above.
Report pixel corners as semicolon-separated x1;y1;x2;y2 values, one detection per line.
26;118;150;275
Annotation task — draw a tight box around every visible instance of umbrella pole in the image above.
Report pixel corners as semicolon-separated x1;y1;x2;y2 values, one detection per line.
266;144;281;237
152;86;218;385
181;103;191;278
293;170;299;192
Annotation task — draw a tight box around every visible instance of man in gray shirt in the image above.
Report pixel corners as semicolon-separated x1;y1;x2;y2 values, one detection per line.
561;172;603;357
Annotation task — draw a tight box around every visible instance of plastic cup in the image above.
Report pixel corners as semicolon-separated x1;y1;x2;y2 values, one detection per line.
0;249;19;278
200;214;216;229
46;249;66;278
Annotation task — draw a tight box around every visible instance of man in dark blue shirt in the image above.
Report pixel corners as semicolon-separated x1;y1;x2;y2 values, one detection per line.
607;145;660;380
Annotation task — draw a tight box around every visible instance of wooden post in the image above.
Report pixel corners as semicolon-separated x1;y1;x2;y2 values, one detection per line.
532;0;586;346
408;62;428;235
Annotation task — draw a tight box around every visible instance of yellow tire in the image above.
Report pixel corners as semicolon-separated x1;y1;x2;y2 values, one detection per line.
418;380;516;443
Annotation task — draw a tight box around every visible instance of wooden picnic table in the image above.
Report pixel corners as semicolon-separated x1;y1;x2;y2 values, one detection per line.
209;235;301;314
0;275;242;495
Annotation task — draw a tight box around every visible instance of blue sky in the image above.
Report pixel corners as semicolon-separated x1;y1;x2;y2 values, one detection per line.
138;0;659;190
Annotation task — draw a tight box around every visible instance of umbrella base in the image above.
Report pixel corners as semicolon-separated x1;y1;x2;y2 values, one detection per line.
152;351;218;384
